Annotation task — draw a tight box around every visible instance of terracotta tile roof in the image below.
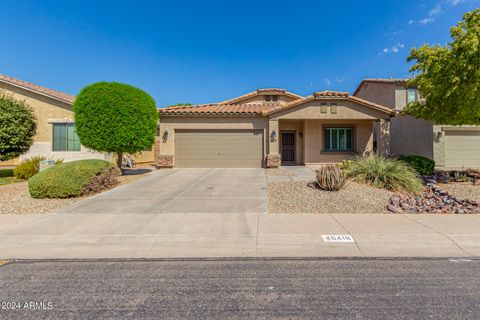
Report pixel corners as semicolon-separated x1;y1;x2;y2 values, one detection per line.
313;91;349;98
0;74;75;104
264;91;395;116
220;88;303;104
159;103;273;116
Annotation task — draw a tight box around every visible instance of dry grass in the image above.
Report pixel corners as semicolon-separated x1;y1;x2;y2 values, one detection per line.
268;180;393;214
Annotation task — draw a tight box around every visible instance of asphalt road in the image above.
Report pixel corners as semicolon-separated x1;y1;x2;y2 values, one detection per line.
0;258;479;319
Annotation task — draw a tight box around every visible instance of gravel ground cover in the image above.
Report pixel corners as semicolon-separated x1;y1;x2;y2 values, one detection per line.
268;180;393;214
439;182;480;202
0;168;152;215
265;169;295;177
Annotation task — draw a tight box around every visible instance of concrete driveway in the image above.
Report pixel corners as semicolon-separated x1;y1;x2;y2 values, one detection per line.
57;168;268;214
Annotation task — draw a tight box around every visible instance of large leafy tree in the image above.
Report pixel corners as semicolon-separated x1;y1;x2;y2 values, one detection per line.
0;94;37;161
405;9;480;125
73;82;158;170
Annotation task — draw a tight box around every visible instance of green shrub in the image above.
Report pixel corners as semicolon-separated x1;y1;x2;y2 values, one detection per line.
316;165;347;191
0;168;13;178
399;155;435;176
0;94;37;161
13;156;62;180
28;159;120;198
347;154;424;194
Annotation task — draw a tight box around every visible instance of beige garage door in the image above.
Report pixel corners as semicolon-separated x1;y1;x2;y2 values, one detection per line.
445;131;480;168
175;130;264;168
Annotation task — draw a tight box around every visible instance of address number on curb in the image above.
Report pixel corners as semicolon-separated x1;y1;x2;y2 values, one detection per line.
322;235;355;243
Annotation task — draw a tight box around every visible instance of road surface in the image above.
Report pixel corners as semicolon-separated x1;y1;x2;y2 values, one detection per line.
0;258;479;319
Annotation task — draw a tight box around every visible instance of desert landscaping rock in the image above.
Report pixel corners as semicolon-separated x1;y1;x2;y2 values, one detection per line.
0;182;83;214
440;182;480;203
268;180;393;214
387;184;480;214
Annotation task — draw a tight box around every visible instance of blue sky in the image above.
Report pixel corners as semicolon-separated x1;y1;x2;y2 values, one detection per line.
0;0;478;106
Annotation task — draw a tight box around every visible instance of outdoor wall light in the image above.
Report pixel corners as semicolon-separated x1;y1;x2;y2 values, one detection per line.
270;130;277;142
162;129;169;142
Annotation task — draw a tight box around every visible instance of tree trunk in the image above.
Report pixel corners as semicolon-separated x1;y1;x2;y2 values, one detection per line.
117;152;123;174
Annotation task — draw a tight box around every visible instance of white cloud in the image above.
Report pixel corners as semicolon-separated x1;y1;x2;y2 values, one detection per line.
419;17;435;25
408;20;415;25
416;0;478;26
380;43;405;55
336;77;348;83
384;30;403;37
429;5;442;16
447;0;462;5
324;78;331;86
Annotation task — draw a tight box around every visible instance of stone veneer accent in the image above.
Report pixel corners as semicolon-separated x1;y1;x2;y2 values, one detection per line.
266;153;281;168
156;154;174;168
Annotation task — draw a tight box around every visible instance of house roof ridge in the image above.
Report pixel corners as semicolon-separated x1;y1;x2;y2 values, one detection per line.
0;74;75;104
219;88;303;104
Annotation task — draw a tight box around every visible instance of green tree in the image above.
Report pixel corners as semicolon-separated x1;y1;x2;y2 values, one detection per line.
166;102;192;107
73;82;158;170
0;94;37;161
405;9;480;125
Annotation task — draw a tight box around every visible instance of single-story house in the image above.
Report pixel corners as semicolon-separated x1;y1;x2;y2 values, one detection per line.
354;78;480;170
0;74;153;166
156;89;395;168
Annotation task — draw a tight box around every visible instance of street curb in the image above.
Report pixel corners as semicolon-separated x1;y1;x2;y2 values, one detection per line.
5;256;480;264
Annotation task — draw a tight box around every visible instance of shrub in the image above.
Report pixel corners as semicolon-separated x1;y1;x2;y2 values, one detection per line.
83;166;121;195
0;168;13;178
316;164;347;191
28;159;120;198
13;156;62;180
399;155;435;176
0;94;37;161
73;82;158;169
348;154;424;194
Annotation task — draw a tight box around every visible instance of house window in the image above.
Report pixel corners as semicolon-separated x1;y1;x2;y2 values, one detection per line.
272;95;278;102
407;88;417;103
52;123;81;151
324;128;353;151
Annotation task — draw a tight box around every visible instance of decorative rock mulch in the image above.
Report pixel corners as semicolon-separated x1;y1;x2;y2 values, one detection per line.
387;184;480;214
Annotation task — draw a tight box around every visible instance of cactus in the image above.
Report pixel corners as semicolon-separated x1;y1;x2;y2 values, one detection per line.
316;164;347;191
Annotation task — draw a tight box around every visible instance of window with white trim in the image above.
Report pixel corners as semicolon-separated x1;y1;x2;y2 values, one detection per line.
52;123;81;151
324;127;353;151
407;88;417;103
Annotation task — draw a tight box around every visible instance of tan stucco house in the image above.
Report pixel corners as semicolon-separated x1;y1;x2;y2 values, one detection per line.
156;89;395;168
0;74;153;166
354;78;480;169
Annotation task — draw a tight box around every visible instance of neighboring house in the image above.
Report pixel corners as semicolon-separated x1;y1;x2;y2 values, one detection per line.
0;74;153;166
156;88;395;168
354;78;480;169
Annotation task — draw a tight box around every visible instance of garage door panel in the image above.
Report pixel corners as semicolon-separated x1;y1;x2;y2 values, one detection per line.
175;130;264;168
445;131;480;168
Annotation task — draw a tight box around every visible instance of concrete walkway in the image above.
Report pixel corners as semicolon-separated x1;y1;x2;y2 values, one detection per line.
1;212;479;259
